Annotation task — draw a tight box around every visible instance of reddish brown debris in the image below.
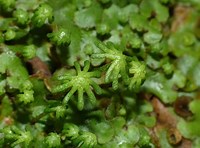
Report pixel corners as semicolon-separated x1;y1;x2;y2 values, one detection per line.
177;138;192;148
148;96;192;148
27;56;51;79
167;128;182;145
3;117;14;125
151;97;177;127
173;96;193;118
171;5;191;32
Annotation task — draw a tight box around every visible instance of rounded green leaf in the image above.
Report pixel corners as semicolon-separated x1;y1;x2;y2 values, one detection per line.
45;133;61;148
143;30;163;44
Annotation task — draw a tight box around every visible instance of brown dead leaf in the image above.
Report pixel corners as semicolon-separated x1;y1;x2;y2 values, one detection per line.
27;56;51;79
177;138;192;148
151;96;177;127
173;96;193;118
167;128;182;145
148;96;192;148
3;116;14;125
171;5;191;32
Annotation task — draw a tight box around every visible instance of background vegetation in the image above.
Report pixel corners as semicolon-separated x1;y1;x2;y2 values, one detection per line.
1;0;200;147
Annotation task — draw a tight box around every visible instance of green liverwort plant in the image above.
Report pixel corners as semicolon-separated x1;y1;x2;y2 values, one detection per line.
51;60;102;110
73;131;97;148
1;0;200;147
1;126;32;147
13;9;29;26
92;41;131;90
128;60;146;90
62;123;80;140
0;0;15;11
45;132;61;148
32;4;53;27
47;28;71;46
21;45;36;60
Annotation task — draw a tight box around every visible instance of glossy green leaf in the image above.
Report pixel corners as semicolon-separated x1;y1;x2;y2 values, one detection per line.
74;3;102;29
142;72;177;103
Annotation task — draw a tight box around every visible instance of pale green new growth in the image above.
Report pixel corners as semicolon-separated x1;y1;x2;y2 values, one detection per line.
51;61;102;110
129;61;146;90
4;29;16;41
45;133;61;148
13;9;29;25
48;105;66;118
2;126;32;147
17;90;34;104
0;0;15;11
92;41;129;90
32;4;53;27
47;28;71;46
62;123;80;140
74;131;97;148
17;80;34;104
22;45;36;60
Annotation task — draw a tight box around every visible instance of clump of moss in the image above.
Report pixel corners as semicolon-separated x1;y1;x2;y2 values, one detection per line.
1;0;200;147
